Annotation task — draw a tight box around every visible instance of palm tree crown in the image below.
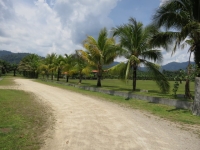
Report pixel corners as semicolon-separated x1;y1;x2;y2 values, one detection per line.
79;27;120;87
152;0;200;72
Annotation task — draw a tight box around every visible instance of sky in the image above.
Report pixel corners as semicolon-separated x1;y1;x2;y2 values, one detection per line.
0;0;192;65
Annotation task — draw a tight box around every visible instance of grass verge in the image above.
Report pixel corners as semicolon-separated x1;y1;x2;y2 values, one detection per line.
0;77;15;86
0;77;53;150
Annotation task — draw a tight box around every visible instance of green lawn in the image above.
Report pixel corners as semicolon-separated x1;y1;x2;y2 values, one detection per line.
0;77;53;150
53;78;195;100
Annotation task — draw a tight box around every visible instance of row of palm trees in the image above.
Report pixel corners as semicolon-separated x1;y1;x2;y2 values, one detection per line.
18;19;169;93
18;0;200;95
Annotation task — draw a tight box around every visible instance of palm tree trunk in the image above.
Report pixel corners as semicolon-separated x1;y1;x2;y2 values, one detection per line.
66;75;69;82
79;71;82;84
51;71;53;80
195;44;200;77
132;66;137;91
97;70;101;87
97;74;101;87
13;69;16;76
97;66;102;87
185;79;191;98
57;69;60;81
36;73;38;79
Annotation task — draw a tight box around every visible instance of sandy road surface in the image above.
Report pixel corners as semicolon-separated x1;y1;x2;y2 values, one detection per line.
8;79;200;150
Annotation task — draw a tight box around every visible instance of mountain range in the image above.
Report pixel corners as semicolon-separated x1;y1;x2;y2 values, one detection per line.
106;61;194;71
0;50;194;71
160;61;195;71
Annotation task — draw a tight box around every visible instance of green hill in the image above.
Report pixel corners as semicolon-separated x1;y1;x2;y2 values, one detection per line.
0;50;30;64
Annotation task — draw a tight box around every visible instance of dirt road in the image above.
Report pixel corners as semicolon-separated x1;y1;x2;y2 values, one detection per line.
12;79;200;150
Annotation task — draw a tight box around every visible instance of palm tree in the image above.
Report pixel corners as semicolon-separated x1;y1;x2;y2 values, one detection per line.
0;60;10;75
112;18;169;93
54;55;65;81
11;63;18;76
18;54;41;78
79;28;120;87
152;1;200;115
39;63;48;79
74;50;91;84
45;53;57;80
151;0;200;74
63;54;76;82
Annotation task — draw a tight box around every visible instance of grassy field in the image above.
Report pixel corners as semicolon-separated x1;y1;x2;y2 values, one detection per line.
0;77;53;150
37;79;200;127
51;78;195;100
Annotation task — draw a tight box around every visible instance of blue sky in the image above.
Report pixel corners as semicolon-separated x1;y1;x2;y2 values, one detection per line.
109;0;160;26
0;0;190;65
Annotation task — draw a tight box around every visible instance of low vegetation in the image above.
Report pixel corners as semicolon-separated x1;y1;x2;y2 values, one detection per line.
0;77;53;150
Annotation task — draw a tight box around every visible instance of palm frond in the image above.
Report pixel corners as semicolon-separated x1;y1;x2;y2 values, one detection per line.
98;27;107;51
149;31;180;51
108;62;128;80
153;0;191;29
140;50;163;63
143;61;170;93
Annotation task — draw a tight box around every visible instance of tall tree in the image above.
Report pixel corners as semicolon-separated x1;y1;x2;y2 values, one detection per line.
112;18;169;93
152;0;200;75
74;50;91;84
11;63;18;76
18;54;41;78
45;53;57;80
152;0;200;115
0;60;11;75
79;28;120;87
54;55;65;81
63;54;76;82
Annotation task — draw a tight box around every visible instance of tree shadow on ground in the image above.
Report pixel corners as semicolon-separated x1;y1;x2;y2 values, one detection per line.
167;108;189;113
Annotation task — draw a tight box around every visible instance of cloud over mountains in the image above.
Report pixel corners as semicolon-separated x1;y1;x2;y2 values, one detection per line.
0;0;120;56
0;0;194;65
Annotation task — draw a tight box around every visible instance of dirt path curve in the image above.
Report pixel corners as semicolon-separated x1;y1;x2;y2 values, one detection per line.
13;79;199;150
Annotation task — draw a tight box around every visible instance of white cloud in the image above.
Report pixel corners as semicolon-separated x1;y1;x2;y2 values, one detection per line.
0;0;120;57
159;0;169;6
0;0;192;65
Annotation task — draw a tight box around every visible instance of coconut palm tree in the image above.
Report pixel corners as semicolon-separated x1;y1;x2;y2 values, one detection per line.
79;28;120;87
45;53;57;80
54;55;65;81
18;54;41;78
151;0;200;73
152;1;200;115
63;54;77;82
74;50;91;84
112;17;169;93
39;63;48;79
11;63;18;76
